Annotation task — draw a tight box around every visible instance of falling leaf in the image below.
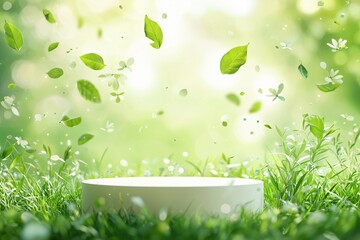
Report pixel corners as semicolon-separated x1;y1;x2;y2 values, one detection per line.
97;28;103;38
179;89;188;96
317;82;340;92
43;9;56;23
47;68;64;79
264;124;272;129
7;83;16;89
226;93;240;106
249;101;262;113
298;64;308;78
144;15;163;49
48;42;59;52
78;17;84;29
77;80;101;103
11;106;19;116
4;21;23;51
80;53;106;70
60;115;82;127
78;134;94;145
220;44;249;74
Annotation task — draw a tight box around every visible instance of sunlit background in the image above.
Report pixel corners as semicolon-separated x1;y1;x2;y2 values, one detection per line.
0;0;359;173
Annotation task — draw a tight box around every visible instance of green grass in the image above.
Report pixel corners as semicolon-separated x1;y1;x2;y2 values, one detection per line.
1;114;360;240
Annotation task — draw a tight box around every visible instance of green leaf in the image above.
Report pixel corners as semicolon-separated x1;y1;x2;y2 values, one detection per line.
97;28;103;38
9;152;23;170
78;17;84;29
226;93;240;106
249;101;262;113
47;68;64;79
277;96;285;101
179;89;188;97
220;44;248;74
77;80;101;103
317;82;340;92
144;15;163;49
60;115;82;127
305;115;324;141
48;42;59;52
43;9;56;23
4;21;23;51
7;83;16;89
80;53;106;70
298;64;308;78
78;134;94;145
264;124;272;129
277;83;284;94
63;146;72;161
268;88;277;95
127;58;134;66
1;144;14;159
222;121;228;127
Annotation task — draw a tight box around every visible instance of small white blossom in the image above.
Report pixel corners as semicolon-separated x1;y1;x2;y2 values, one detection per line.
34;114;43;121
50;155;65;162
325;68;343;84
327;38;348;52
279;42;292;50
320;62;327;69
1;96;19;116
221;115;229;122
15;137;28;148
100;121;114;132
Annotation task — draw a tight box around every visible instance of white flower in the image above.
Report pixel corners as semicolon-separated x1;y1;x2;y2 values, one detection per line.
279;42;292;50
50;155;65;162
15;137;28;148
100;121;114;132
325;68;343;84
320;62;327;69
34;114;43;121
1;96;19;116
327;38;348;52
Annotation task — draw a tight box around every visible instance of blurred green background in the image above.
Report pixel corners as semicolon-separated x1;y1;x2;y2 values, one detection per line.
0;0;359;173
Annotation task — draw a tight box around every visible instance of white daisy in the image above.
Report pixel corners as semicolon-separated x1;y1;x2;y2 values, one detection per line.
15;137;28;148
327;38;348;52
